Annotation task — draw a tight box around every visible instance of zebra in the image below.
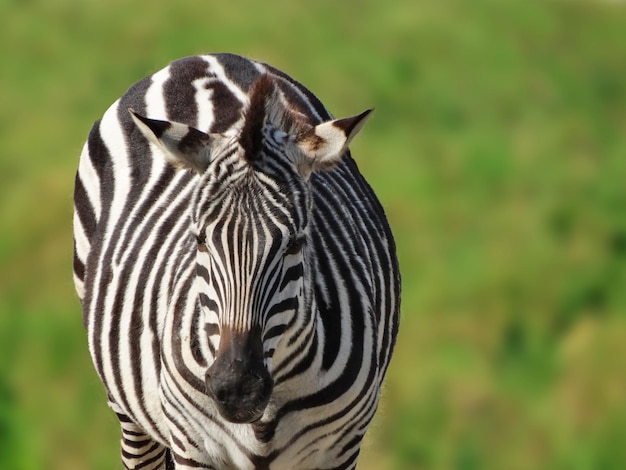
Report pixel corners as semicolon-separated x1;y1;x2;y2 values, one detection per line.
73;53;400;469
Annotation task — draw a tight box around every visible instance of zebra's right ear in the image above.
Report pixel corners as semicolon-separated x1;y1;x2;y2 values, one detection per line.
129;109;214;173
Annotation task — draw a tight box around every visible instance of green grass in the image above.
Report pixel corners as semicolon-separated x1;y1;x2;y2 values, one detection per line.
2;0;626;468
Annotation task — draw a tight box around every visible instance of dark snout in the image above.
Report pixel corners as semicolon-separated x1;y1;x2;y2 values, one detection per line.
205;328;272;424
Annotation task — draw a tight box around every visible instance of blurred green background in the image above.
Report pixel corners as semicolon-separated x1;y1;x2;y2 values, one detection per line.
2;0;626;468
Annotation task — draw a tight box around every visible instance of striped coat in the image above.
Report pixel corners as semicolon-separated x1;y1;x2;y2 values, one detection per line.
73;53;400;469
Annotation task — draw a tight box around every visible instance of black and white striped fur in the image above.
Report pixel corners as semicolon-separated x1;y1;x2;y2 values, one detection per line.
73;53;400;469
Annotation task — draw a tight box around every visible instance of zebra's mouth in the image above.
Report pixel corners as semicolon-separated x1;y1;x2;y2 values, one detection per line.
206;367;273;424
216;400;269;424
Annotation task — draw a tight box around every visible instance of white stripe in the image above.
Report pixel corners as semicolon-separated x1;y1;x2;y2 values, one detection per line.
77;140;101;221
88;98;129;410
202;55;251;106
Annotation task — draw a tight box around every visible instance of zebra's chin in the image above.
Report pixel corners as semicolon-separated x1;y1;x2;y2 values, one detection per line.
214;401;268;425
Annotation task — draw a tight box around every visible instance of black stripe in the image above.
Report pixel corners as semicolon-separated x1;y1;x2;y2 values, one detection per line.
205;80;244;134
279;263;303;290
215;53;261;92
165;56;209;126
72;241;84;283
73;172;97;242
134;447;169;469
199;293;217;313
118;74;153;191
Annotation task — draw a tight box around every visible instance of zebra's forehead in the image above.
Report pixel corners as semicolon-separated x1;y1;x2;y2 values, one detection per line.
190;139;308;235
193;166;303;236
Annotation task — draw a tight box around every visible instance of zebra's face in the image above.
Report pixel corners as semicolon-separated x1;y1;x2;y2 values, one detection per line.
194;166;307;423
130;74;371;423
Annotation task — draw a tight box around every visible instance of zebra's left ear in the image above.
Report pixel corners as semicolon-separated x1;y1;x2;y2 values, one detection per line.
129;109;216;173
296;109;373;176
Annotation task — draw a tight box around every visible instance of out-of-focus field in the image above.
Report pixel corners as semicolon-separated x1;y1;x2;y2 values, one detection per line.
2;0;626;468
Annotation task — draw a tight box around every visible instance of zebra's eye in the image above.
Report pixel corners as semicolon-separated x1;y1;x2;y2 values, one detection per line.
285;236;305;255
196;232;208;251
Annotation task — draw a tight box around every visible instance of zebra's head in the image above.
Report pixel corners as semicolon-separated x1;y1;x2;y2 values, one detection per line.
129;75;371;424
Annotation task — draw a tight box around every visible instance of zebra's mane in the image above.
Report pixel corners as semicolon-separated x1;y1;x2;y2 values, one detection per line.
240;76;272;162
240;74;312;164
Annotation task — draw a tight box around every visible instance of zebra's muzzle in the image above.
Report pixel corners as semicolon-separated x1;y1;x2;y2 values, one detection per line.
205;328;273;424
